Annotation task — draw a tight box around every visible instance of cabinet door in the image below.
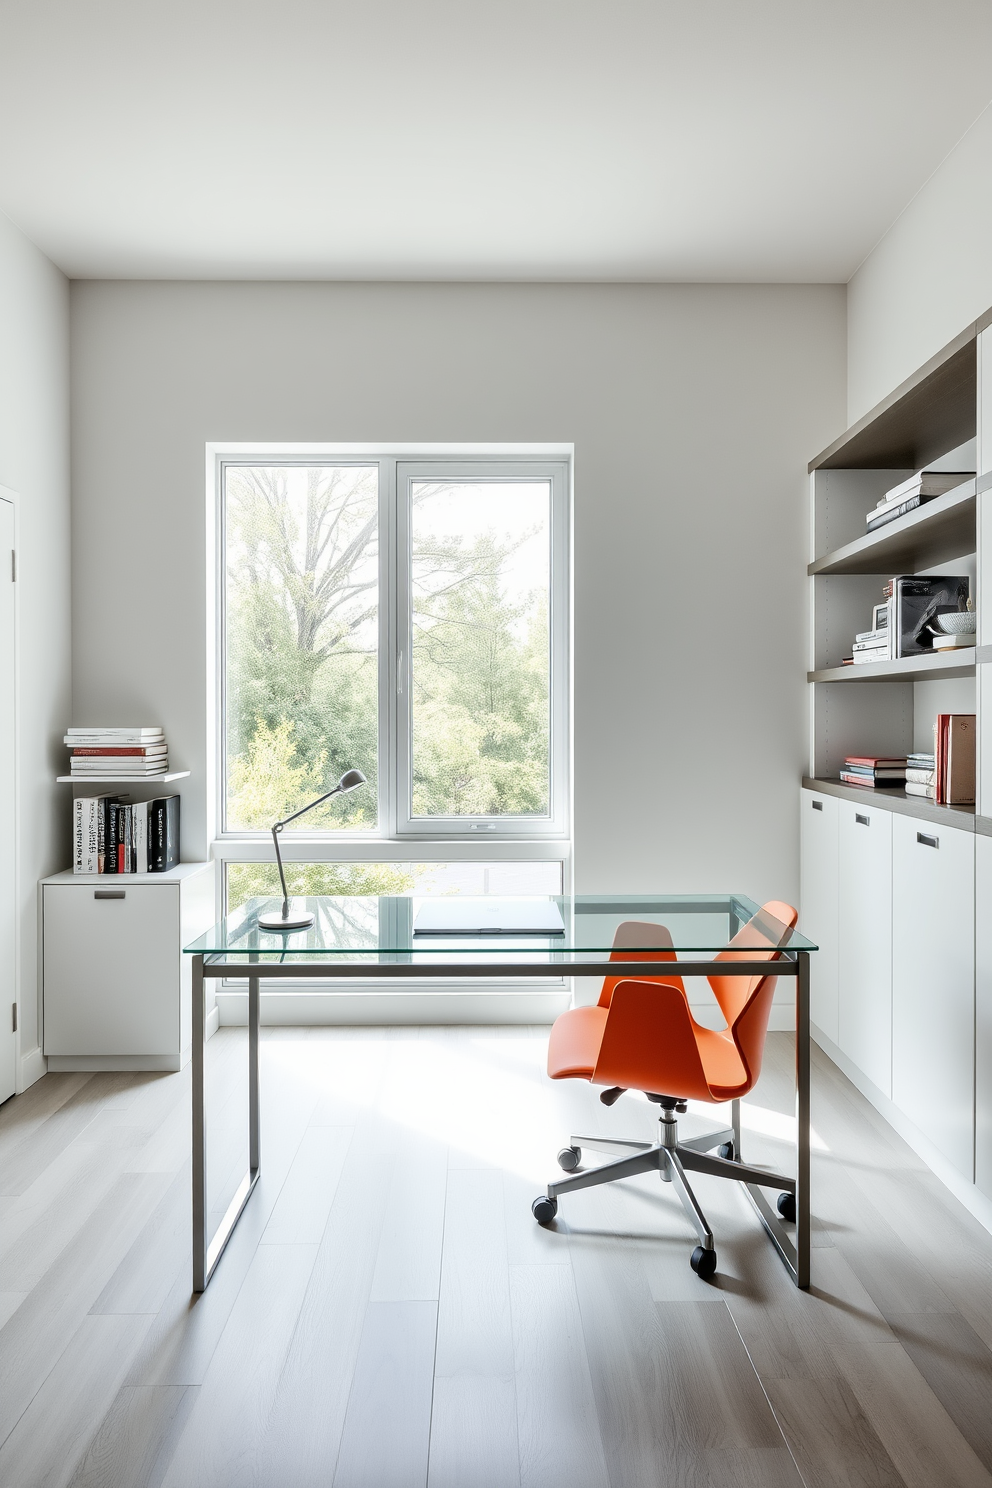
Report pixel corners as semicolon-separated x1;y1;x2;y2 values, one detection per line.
800;789;839;1044
838;801;892;1095
976;835;992;1197
44;884;179;1056
892;816;975;1177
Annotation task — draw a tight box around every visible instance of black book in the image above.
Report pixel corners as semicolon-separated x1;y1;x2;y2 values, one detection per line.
148;795;180;872
893;575;971;657
121;803;133;874
105;800;120;874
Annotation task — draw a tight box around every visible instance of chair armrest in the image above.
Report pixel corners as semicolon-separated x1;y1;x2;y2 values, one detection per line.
592;978;711;1102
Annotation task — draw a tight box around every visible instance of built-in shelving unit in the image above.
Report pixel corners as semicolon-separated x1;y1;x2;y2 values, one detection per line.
802;775;975;830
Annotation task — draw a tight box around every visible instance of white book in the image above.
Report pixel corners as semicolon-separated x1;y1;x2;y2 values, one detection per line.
65;730;165;744
73;793;111;873
66;727;164;737
133;801;149;874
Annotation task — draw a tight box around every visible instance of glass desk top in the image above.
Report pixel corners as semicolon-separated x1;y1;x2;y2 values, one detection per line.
184;893;817;962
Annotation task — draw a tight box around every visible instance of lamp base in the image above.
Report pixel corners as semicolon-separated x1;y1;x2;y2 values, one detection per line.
258;908;315;932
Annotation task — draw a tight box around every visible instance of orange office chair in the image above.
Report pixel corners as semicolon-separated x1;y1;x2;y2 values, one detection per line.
532;900;799;1280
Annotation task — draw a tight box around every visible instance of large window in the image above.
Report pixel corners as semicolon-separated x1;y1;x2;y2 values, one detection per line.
217;452;570;866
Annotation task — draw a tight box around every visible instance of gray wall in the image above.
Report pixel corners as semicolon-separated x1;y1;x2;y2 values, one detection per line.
70;280;845;904
848;103;992;423
0;212;71;1080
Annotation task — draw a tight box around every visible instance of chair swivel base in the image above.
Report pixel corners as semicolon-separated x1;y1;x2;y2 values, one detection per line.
532;1106;796;1280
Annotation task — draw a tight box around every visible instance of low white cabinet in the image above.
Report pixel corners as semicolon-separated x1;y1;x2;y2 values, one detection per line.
837;799;893;1097
42;864;214;1072
891;816;975;1176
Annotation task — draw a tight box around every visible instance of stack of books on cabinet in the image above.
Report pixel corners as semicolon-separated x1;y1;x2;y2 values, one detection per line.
838;756;906;789
73;794;180;874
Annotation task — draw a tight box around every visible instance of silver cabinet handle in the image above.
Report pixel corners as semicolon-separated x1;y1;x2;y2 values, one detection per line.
917;832;939;849
855;813;869;826
94;890;126;899
811;800;823;811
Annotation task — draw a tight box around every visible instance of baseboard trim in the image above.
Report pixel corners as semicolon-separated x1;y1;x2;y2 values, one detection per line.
215;988;572;1026
46;1054;184;1073
812;1024;992;1239
18;1045;46;1092
206;1005;220;1041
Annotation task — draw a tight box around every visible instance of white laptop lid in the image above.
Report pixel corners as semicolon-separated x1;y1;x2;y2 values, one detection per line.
413;897;565;935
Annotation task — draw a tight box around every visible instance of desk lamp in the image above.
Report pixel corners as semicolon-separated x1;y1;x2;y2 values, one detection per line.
258;768;367;931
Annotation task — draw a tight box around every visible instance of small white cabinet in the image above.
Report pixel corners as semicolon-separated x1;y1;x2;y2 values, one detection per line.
42;864;214;1071
891;816;975;1177
837;800;893;1096
800;789;839;1043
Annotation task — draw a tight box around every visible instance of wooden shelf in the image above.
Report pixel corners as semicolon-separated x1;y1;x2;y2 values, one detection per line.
803;778;976;831
808;650;975;683
809;330;976;472
56;771;190;784
808;480;975;576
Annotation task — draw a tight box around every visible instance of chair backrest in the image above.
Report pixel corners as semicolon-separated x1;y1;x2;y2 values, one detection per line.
598;920;679;1009
707;900;798;1088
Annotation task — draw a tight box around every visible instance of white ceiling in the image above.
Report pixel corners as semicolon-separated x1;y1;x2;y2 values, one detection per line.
1;0;991;282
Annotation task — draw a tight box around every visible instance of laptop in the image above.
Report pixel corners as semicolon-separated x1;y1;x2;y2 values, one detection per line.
413;897;565;935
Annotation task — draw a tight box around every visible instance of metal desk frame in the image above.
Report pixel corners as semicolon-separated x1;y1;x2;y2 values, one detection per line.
191;945;810;1293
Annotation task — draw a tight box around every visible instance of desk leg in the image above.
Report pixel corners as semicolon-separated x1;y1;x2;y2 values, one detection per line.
192;964;262;1294
795;949;811;1288
192;955;207;1293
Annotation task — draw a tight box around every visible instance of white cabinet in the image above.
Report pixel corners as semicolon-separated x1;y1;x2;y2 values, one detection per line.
837;800;892;1096
977;834;992;1198
891;815;975;1177
800;788;839;1043
42;864;213;1071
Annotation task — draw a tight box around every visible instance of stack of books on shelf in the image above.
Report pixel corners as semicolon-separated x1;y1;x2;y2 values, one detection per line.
853;620;891;664
64;726;169;777
933;714;976;805
865;469;973;532
73;794;181;874
905;753;935;799
839;755;907;789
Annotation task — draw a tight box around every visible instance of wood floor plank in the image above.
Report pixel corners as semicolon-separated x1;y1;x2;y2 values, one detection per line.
261;1124;353;1246
90;1166;191;1317
332;1299;438;1488
0;1139;134;1291
368;1128;448;1303
158;1243;319;1488
0;1313;152;1488
884;1310;992;1473
0;1072;93;1161
764;1377;906;1488
0;1075;138;1196
427;1375;520;1488
67;1386;197;1488
509;1264;610;1488
434;1168;514;1378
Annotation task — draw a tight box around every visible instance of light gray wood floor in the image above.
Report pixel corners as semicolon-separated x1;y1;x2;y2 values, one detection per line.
2;1026;992;1487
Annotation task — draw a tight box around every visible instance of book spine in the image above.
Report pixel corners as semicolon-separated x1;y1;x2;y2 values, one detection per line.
164;796;180;870
84;798;100;874
73;797;84;874
105;801;119;874
134;802;148;874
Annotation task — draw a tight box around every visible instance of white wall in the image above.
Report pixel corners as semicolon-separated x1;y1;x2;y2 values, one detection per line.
0;213;71;1085
70;281;844;906
848;103;992;423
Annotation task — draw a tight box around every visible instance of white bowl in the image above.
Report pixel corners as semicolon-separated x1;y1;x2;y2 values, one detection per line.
935;611;977;635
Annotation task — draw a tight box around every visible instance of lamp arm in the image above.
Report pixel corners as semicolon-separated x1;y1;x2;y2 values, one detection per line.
270;783;345;917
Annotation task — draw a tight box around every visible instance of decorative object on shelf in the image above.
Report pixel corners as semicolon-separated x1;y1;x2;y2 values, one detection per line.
932;604;977;636
865;470;973;532
887;574;971;657
65;726;169;778
258;769;367;931
838;756;907;790
934;715;976;805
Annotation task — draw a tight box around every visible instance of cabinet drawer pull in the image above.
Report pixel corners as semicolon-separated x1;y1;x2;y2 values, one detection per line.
94;890;126;900
917;832;939;849
855;813;869;826
811;800;823;811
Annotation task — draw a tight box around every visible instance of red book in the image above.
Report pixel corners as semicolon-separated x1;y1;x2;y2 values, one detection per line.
844;756;907;766
72;746;167;756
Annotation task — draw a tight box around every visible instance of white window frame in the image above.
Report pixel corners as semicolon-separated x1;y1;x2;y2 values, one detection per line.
209;444;572;876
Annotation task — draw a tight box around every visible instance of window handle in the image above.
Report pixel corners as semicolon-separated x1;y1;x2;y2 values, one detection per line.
396;648;405;697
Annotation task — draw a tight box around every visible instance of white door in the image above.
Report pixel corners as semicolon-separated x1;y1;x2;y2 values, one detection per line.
891;815;975;1177
800;789;839;1045
838;800;893;1096
0;498;15;1105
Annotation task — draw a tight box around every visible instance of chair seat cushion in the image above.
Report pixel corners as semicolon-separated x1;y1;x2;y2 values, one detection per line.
547;1004;608;1080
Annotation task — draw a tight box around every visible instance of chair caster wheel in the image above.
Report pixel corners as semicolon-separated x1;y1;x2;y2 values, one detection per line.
532;1195;558;1225
717;1141;735;1161
690;1245;717;1280
777;1192;796;1223
558;1146;581;1171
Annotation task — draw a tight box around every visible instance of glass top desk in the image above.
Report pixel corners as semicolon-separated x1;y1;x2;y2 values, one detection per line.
185;894;817;1291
